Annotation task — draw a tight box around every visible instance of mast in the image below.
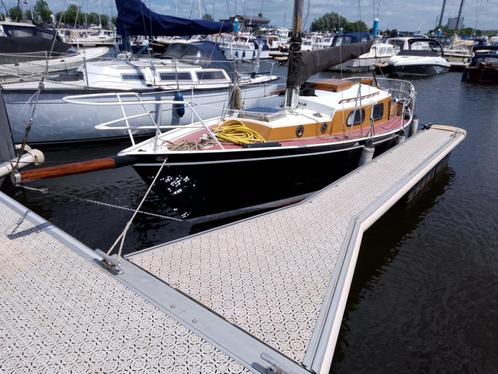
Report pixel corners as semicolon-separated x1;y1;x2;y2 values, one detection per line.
285;0;303;109
437;0;446;28
456;0;465;31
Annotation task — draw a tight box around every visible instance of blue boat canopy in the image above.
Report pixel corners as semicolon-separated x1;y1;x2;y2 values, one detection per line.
331;32;373;47
115;0;233;39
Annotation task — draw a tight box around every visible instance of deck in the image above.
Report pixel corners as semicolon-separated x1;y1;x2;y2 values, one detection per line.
0;125;465;373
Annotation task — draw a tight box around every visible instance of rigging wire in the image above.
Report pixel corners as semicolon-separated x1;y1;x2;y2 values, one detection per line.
108;157;169;257
13;2;68;170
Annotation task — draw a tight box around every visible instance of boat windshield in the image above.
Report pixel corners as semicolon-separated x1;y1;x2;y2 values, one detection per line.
161;41;234;76
473;56;498;64
387;39;405;50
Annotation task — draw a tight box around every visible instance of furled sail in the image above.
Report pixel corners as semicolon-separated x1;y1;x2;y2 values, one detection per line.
287;41;374;87
115;0;233;38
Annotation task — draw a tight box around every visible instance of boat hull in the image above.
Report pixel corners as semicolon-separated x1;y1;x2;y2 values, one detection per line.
462;66;498;84
131;132;405;215
0;47;109;79
331;56;392;72
390;64;450;77
4;83;278;144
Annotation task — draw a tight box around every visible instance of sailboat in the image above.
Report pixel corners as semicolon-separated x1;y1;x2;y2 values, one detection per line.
15;0;416;215
2;1;278;144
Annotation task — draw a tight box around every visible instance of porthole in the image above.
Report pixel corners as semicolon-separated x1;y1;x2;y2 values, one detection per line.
296;125;304;137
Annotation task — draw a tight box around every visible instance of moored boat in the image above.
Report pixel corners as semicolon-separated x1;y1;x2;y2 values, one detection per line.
462;46;498;84
2;2;278;145
0;20;108;79
12;0;417;216
331;42;396;72
387;37;450;76
121;77;415;212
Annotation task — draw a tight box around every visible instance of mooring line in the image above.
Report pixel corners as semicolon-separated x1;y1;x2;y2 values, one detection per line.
21;185;183;222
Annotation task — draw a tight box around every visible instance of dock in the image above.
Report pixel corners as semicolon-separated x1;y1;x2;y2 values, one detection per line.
0;125;465;373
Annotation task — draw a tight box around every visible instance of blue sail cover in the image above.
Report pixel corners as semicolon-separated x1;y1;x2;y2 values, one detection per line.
115;0;233;38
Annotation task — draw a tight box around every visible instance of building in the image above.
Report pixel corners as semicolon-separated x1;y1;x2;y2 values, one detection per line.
220;14;270;32
447;17;464;30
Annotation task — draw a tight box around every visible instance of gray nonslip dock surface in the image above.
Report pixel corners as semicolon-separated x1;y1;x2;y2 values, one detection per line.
0;125;465;373
0;193;248;373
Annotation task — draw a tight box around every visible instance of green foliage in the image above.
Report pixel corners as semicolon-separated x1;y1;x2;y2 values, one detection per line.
86;12;100;25
310;12;368;33
460;27;482;37
202;14;214;22
24;9;34;21
54;5;114;27
310;12;347;33
430;25;486;38
8;6;22;21
33;0;52;23
100;15;110;28
61;4;80;26
344;20;368;32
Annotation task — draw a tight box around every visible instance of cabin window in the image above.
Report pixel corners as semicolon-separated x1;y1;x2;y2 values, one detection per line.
159;72;192;81
372;103;384;121
121;74;145;81
196;71;226;80
347;109;365;127
38;30;55;40
4;26;36;37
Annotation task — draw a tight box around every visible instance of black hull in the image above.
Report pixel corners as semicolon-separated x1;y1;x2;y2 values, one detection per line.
391;64;449;77
132;132;404;215
462;67;498;84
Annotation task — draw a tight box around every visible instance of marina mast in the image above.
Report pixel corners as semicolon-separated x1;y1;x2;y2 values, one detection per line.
437;0;447;28
456;0;465;31
285;0;303;109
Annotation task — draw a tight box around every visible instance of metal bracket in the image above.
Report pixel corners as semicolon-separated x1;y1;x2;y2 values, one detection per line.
95;249;123;275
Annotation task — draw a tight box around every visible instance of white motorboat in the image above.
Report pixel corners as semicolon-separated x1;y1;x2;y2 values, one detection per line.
332;42;397;72
219;34;272;60
387;37;450;76
66;28;117;47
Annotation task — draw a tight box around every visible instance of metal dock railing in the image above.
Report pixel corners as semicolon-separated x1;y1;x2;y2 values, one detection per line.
0;125;465;373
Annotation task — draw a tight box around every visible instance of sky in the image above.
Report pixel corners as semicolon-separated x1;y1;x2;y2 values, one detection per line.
5;0;498;32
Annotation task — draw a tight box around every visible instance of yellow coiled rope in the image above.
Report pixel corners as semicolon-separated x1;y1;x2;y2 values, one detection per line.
213;120;266;146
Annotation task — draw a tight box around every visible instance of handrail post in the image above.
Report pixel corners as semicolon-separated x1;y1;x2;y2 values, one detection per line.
186;102;224;150
83;53;89;88
117;93;135;146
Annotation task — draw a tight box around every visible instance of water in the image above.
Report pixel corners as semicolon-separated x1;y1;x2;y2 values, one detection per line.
2;71;497;372
331;74;498;373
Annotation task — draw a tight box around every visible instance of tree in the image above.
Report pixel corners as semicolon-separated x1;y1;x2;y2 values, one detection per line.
24;9;34;21
86;12;100;25
33;0;52;23
100;15;110;28
344;20;368;32
63;4;80;26
54;10;63;24
8;6;22;21
310;12;348;33
202;14;214;22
